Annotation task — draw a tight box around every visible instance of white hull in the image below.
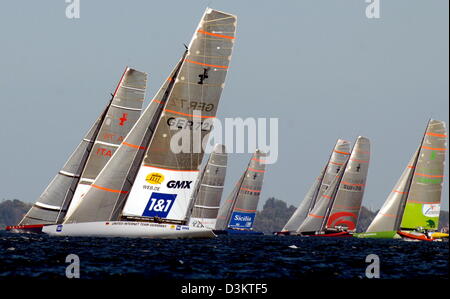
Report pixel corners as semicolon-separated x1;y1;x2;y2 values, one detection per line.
189;217;217;230
42;221;216;239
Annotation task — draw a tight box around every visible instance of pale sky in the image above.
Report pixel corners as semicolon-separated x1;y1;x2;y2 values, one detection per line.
0;0;448;211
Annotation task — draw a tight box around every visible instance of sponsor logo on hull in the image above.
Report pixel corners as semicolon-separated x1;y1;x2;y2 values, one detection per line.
142;192;177;218
228;211;256;229
146;173;164;185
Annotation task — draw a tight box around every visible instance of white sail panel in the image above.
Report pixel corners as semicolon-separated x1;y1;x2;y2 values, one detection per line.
65;68;147;219
296;166;345;233
366;148;418;232
122;166;199;221
189;144;228;229
282;168;324;232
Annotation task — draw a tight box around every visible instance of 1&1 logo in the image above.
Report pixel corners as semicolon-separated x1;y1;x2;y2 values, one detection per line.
142;192;177;218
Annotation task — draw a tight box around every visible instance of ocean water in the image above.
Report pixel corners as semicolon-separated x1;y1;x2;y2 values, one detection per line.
0;231;448;279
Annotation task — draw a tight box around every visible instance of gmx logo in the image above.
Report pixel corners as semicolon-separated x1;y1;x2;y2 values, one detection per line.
142;192;177;218
56;224;63;232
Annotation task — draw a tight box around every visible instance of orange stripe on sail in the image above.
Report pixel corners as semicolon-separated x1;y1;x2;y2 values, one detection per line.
197;29;235;39
122;142;147;150
426;132;447;138
421;146;446;151
329;161;344;166
322;195;332;199
234;208;256;213
152;99;165;104
248;168;265;173
142;165;199;172
334;150;351;155
163;108;216;119
308;213;324;219
415;173;444;178
240;187;261;193
91;184;128;194
184;59;229;69
252;158;266;163
407;165;415;169
341;181;365;187
393;190;408;194
380;213;396;218
407;200;440;204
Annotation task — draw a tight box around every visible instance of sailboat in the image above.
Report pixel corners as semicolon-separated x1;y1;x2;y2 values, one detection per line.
40;8;237;239
275;139;351;235
7;67;147;232
296;136;371;237
215;150;266;235
187;144;228;229
355;120;448;241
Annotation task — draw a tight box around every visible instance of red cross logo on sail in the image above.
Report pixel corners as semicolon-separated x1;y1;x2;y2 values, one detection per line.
119;113;128;126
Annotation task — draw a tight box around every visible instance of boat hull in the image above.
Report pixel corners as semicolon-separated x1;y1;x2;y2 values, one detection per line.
304;231;353;237
274;231;292;236
397;230;434;242
5;224;46;234
41;221;216;239
353;231;400;239
213;229;264;235
354;230;448;241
